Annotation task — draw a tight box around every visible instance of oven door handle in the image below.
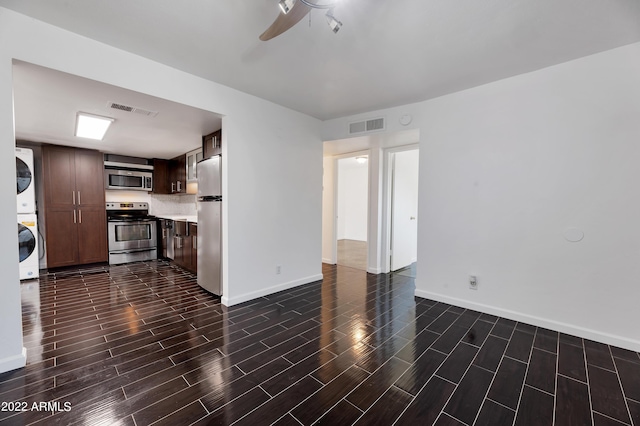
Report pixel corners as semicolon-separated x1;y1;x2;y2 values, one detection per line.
107;220;157;225
109;248;157;255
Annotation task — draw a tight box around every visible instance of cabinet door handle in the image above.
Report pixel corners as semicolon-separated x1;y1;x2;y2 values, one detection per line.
72;191;75;205
162;229;165;238
73;210;76;224
193;237;197;250
79;210;82;224
177;181;182;192
171;182;175;193
77;191;81;205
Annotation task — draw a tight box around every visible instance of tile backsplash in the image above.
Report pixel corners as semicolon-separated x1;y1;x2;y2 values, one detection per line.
105;190;197;216
150;194;197;216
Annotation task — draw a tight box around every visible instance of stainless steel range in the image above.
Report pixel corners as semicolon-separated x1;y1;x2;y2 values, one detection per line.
106;202;158;264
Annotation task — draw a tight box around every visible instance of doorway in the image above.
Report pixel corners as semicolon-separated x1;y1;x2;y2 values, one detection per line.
389;148;419;275
336;155;369;270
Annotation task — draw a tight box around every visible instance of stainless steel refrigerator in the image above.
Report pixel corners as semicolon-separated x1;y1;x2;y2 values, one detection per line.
197;155;222;295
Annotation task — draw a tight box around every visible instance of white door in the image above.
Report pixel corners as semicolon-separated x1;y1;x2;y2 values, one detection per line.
391;150;419;271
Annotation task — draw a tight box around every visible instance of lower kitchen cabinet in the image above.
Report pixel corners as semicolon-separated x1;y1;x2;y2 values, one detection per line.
173;221;197;274
76;207;109;264
45;207;108;267
44;209;78;267
189;223;197;273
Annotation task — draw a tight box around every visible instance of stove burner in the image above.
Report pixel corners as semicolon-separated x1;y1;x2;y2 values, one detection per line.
106;202;155;221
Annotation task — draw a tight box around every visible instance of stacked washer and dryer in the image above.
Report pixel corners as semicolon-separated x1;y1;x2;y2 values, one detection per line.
16;147;39;280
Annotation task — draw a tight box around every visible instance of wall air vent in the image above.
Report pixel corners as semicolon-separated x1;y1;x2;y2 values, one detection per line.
348;117;385;135
107;102;159;117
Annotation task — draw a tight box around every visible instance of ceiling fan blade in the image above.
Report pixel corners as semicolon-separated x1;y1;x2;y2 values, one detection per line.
259;1;313;41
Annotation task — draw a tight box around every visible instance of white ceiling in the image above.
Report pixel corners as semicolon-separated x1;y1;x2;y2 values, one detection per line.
12;61;221;159
2;0;639;122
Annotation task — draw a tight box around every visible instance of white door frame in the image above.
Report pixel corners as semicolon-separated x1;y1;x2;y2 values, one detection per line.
381;144;419;273
330;150;371;268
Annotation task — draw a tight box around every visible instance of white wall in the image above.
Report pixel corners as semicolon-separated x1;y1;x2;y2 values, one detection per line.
337;158;368;241
323;42;640;352
0;7;322;373
0;42;25;374
321;157;335;264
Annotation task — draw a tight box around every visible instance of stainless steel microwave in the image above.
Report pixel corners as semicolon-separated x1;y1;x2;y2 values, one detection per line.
104;161;153;191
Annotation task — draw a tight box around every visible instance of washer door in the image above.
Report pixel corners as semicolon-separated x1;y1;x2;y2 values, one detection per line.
18;223;36;262
16;157;32;194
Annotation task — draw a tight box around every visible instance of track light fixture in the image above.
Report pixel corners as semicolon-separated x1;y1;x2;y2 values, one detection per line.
325;9;342;33
277;0;343;34
278;0;295;14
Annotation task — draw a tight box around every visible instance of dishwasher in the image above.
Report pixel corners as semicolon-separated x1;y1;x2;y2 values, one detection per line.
160;219;175;259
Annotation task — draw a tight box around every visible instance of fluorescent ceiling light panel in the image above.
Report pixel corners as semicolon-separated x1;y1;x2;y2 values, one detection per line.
75;112;114;140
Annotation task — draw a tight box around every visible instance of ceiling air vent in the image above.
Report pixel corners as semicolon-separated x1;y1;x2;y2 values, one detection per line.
348;117;385;135
108;102;159;117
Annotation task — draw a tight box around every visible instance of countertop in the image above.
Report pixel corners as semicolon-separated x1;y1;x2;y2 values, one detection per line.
155;214;197;223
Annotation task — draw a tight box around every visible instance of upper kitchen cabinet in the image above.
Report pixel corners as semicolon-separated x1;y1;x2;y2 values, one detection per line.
153;143;206;195
186;147;203;182
153;155;190;194
171;154;186;194
74;149;106;206
203;129;222;158
42;146;108;268
152;158;171;194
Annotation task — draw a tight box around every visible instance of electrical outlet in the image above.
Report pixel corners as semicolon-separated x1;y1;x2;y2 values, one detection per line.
469;275;478;290
276;265;281;275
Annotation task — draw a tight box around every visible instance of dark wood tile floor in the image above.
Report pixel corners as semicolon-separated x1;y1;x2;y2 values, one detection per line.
2;260;639;425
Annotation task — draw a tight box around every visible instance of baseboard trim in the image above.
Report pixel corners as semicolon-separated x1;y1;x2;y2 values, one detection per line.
415;289;640;352
222;274;324;307
321;258;335;265
0;347;27;374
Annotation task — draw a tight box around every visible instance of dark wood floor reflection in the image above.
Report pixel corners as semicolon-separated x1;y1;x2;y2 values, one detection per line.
3;261;639;425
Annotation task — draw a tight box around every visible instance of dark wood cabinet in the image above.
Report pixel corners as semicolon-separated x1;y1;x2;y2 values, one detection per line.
189;222;197;273
44;209;78;267
203;129;222;158
152;158;171;194
183;226;193;272
74;149;106;206
168;155;186;194
42;146;108;268
153;156;186;194
173;220;197;273
76;207;109;265
43;147;76;210
173;220;188;268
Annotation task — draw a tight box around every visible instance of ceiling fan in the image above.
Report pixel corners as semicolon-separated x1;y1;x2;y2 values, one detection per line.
260;0;343;41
